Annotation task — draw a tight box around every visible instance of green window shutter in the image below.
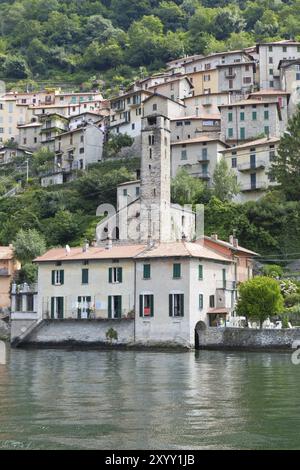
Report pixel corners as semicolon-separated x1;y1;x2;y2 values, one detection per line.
108;296;112;319
118;267;123;283
60;270;64;285
228;112;232;122
199;265;203;280
87;296;92;317
78;296;81;319
150;295;154;317
173;263;181;278
82;269;89;284
199;294;203;310
57;297;64;319
51;271;55;285
139;295;143;317
109;267;112;283
117;296;122;318
51;297;55;318
252;112;257;121
222;268;226;288
169;294;173;317
180;294;184;317
144;264;151;279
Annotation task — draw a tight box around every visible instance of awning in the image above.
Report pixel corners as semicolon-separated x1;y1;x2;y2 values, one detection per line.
207;308;229;315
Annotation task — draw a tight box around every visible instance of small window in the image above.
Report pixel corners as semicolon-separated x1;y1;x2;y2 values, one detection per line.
139;294;154;317
198;265;203;280
169;293;184;317
209;295;215;308
232;157;237;168
109;267;123;284
173;263;181;279
143;264;151;279
52;270;64;286
82;268;89;285
199;294;203;310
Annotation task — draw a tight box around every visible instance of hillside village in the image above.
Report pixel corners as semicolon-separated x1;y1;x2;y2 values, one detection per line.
1;39;300;348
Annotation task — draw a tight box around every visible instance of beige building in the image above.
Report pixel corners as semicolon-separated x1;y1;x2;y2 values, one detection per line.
146;76;194;101
183;92;243;117
0;96;34;143
186;69;219;95
171;136;228;183
18;121;42;150
40;113;69;151
219;99;284;143
171;115;220;142
221;137;280;202
0;246;20;312
109;90;153;138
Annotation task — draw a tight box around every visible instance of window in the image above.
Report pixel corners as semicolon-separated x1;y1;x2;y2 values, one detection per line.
77;296;91;319
79;147;84;154
143;264;151;279
229;79;233;89
252;111;257;121
50;297;64;319
222;268;226;289
198;265;203;280
173;263;181;279
108;295;122;319
16;294;22;312
240;112;245;121
228;112;233;122
82;268;89;284
136;186;140;197
232;157;237;168
209;295;215;308
204;74;210;82
123;188;128;196
139;294;154;317
270;81;274;88
169;294;184;317
269;69;273;75
148;135;155;145
240;127;245;140
51;270;64;286
269;150;275;161
269;57;273;64
153;104;157;111
228;128;233;139
109;267;123;283
296;73;300;81
283;46;287;52
176;121;183;126
243;77;252;84
199;294;203;310
264;110;269;120
27;294;34;312
132;123;135;130
181;150;187;160
264;126;270;136
268;46;273;52
202;148;208;159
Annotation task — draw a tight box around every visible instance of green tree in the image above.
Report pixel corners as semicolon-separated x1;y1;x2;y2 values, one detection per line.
13;228;46;264
171;168;204;206
262;264;283;279
3;56;29;79
212;158;240;202
236;276;284;328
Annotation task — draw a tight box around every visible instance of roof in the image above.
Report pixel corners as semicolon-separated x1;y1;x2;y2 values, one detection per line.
0;246;14;260
220;137;279;153
171;136;227;146
218;99;279;108
34;241;233;264
17;122;42;128
118;180;141;187
171;114;221;121
249;89;290;96
142;93;185;107
110;89;153;102
257;40;300;48
148;75;194;89
202;236;259;256
207;308;229;315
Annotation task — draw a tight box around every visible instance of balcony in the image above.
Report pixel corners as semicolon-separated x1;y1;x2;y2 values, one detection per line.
202;101;212;107
240;181;268;192
198;155;210;163
238;160;266;172
225;71;237;79
216;280;237;291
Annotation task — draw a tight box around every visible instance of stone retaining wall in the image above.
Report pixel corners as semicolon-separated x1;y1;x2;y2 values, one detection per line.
22;319;135;347
197;327;300;350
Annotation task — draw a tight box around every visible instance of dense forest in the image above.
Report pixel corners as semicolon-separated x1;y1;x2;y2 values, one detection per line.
0;0;299;94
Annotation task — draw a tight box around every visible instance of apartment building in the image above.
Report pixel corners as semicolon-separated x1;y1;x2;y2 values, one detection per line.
256;40;300;89
183;92;243;116
183;50;254;75
109;90;153;138
171;136;228;182
221;137;280;202
39;113;69;152
171;115;220;141
219;99;283;143
0;96;34;143
18;121;42;151
216;61;256;93
146;76;194;101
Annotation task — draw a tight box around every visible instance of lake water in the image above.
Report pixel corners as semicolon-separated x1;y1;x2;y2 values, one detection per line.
0;346;299;450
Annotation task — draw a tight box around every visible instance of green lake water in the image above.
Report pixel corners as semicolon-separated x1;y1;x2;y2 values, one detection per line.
0;346;299;450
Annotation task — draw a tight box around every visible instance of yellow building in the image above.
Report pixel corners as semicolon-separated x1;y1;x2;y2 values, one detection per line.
0;246;20;312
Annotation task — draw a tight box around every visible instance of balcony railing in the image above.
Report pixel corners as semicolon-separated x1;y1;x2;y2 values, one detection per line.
216;280;237;291
240;181;268;192
238;160;266;172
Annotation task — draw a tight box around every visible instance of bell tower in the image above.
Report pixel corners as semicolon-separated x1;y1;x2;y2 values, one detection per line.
139;113;171;242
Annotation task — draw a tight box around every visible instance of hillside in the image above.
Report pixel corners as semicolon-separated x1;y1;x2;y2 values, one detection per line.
0;0;299;94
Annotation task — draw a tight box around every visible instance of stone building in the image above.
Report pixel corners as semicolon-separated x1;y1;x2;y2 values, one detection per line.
0;245;20;313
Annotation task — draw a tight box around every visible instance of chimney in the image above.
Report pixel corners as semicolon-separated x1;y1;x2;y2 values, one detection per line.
229;235;234;245
233;238;239;248
211;233;218;240
82;240;89;253
91;239;97;248
106;237;113;250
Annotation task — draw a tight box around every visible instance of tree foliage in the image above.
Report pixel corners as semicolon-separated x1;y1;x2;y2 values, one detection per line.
236;276;284;327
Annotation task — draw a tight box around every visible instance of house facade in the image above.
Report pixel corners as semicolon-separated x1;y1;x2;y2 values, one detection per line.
221;137;280;202
0;246;20;312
